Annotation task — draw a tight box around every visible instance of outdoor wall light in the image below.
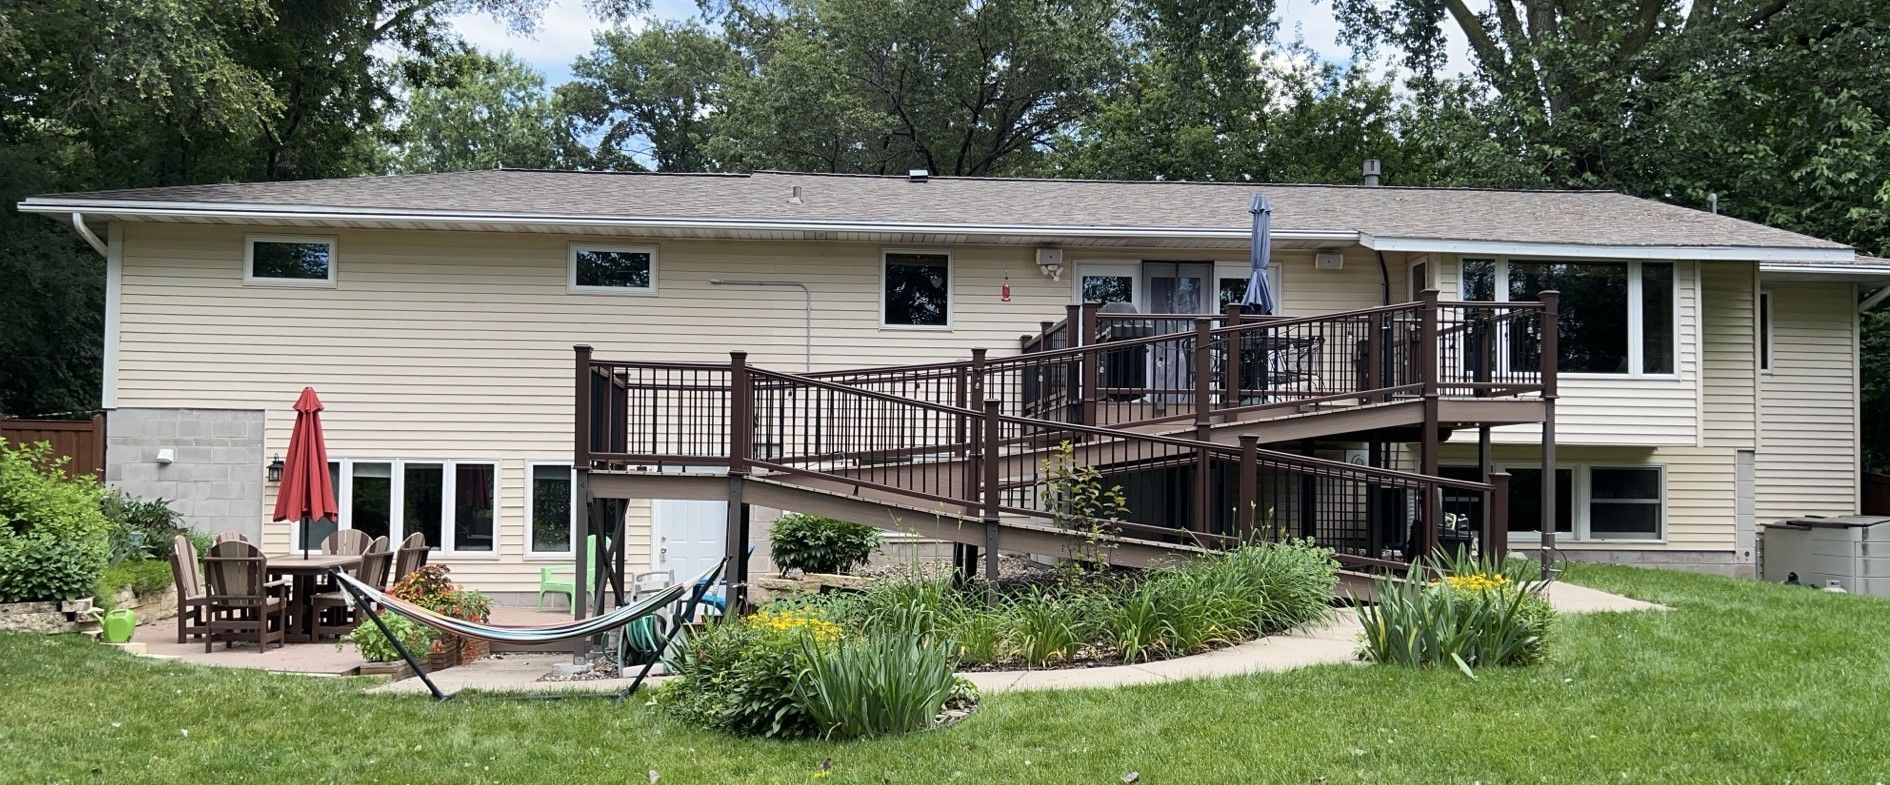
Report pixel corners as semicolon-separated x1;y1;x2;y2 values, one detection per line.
267;454;284;483
1035;247;1064;281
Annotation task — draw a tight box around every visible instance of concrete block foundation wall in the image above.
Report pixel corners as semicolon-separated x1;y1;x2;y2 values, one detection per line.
105;408;267;542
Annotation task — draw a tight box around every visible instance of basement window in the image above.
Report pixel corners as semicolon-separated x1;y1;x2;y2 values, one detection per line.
1441;463;1664;542
246;235;336;286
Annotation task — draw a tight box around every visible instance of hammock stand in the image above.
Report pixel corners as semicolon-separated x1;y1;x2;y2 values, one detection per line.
333;559;726;702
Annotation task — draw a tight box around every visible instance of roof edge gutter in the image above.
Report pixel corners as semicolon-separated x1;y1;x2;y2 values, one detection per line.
1365;234;1855;264
21;199;1360;244
69;212;107;257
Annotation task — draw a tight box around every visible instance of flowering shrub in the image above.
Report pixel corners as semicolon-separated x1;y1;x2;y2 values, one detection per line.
390;564;490;622
1440;572;1513;593
656;614;831;738
746;608;842;643
1358;557;1555;672
0;441;112;602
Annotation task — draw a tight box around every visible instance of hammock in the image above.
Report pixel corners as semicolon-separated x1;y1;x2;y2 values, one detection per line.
335;571;693;644
331;559;727;701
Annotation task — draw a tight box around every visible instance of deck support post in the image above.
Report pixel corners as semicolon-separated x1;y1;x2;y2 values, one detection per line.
724;477;751;617
1478;424;1494;559
724;350;754;616
1077;305;1099;426
1298;438;1317;540
1488;470;1510;562
1417;289;1441;559
981;398;1002;602
1192;319;1214;534
1237;435;1258;540
1538;291;1560;576
571;345;594;658
1366;440;1384;556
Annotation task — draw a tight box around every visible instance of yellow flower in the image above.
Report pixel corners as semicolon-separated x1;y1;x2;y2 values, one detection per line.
1438;572;1512;592
747;609;842;643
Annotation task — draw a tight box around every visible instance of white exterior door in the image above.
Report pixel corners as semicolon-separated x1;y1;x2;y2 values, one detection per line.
651;499;727;581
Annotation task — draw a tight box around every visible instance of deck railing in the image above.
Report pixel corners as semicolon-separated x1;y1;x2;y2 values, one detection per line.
811;290;1559;430
575;347;1519;564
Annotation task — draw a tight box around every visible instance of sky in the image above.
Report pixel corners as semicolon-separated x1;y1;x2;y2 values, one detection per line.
445;0;1471;89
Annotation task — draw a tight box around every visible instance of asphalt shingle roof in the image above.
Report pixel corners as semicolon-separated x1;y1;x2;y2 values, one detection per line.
35;169;1848;251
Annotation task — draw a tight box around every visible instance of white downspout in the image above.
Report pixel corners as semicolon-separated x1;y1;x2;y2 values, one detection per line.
70;212;108;256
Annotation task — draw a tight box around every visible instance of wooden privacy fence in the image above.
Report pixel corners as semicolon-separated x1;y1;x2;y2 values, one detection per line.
1;413;107;478
1865;472;1890;516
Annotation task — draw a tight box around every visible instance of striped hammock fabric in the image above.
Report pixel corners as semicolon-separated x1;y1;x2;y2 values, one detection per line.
332;563;719;645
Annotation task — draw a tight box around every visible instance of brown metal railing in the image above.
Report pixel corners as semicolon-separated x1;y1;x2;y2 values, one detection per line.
575;348;1520;564
814;290;1558;431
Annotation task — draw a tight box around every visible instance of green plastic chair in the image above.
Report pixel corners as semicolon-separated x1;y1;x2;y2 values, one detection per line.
538;535;609;611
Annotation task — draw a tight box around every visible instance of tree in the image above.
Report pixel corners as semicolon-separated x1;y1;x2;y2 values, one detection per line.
564;22;740;172
695;0;1124;175
391;49;577;172
1051;0;1276;180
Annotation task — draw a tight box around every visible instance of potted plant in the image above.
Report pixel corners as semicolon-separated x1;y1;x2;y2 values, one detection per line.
388;565;493;665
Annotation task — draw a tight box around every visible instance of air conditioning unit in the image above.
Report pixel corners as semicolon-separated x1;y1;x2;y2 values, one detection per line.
1315;250;1344;270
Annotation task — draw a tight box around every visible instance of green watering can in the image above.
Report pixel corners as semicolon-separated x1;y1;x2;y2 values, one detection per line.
89;608;137;644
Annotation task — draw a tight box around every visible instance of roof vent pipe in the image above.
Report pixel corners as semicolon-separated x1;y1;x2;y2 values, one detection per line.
908;169;929;183
1708;193;1718;214
1361;159;1381;186
788;185;803;205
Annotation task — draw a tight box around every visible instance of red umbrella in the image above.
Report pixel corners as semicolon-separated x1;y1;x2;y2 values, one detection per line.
273;387;339;556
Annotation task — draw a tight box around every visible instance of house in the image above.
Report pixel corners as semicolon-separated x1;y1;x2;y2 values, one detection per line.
21;169;1889;604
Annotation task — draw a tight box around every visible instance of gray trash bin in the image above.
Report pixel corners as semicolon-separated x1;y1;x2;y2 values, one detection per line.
1758;515;1890;596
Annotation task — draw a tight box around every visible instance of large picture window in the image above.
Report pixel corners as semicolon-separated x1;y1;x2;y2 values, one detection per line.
1441;463;1663;541
297;458;496;554
1460;258;1676;375
882;251;950;327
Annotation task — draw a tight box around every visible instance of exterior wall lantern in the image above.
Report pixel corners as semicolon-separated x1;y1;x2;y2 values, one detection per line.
267;454;284;483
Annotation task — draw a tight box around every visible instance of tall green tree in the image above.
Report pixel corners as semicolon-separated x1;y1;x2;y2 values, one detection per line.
1052;0;1276;180
563;21;739;172
696;0;1125;175
391;49;578;172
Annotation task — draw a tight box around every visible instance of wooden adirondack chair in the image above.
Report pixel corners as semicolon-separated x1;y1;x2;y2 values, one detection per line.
202;540;289;652
312;535;394;638
169;535;211;643
393;532;429;584
321;529;372;556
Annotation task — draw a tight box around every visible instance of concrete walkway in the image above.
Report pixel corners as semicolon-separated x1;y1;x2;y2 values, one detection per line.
362;581;1665;698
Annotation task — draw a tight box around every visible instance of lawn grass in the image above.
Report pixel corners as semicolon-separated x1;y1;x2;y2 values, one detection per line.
6;565;1890;784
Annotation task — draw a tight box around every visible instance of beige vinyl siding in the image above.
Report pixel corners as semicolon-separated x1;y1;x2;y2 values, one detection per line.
1438;256;1701;446
1699;262;1758;447
1756;281;1859;523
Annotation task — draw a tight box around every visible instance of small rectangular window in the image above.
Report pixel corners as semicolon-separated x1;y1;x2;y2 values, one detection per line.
1082;274;1135;304
1218;277;1248;310
1589;467;1662;540
883;252;950;327
246;236;335;285
1506;467;1575;534
453;463;496;552
530;464;574;554
570;245;656;292
1758;291;1773;372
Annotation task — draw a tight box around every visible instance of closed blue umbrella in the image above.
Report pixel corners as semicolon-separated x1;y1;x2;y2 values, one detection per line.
1241;193;1276;315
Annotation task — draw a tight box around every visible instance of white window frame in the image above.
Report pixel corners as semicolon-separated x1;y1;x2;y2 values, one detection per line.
1212;260;1284;314
880;249;953;330
1408;256;1430;301
526;461;577;558
1446;461;1666;543
1458;256;1680;379
1072;261;1142;308
294;458;500;557
1758;290;1774;374
568;243;658;294
244;234;337;287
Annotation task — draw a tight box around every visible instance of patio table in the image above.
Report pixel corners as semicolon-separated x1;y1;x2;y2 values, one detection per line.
267;554;362;644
